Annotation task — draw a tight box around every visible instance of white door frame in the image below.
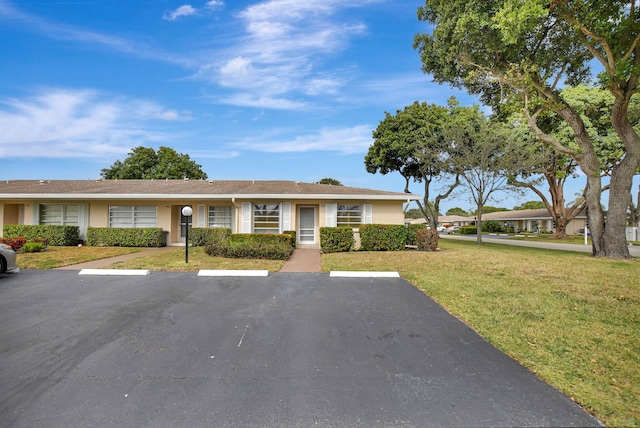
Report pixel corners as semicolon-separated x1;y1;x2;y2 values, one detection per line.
298;206;316;245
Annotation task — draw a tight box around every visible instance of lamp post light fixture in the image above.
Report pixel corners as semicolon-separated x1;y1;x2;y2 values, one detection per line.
182;206;193;263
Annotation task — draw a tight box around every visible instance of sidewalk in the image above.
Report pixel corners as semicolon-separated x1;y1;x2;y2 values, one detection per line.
279;248;322;272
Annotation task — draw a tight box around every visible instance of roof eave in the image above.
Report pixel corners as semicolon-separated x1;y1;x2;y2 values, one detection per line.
1;193;420;201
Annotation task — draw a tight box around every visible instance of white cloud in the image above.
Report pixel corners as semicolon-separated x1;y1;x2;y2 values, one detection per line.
163;5;198;21
0;89;185;158
220;94;307;109
233;125;373;154
205;0;225;10
195;0;375;109
163;1;225;21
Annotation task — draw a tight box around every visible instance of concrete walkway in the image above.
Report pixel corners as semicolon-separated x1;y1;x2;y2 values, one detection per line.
279;248;322;272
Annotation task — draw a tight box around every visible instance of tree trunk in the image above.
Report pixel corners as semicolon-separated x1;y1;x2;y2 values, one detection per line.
584;175;606;257
603;156;637;258
604;97;640;258
476;203;483;244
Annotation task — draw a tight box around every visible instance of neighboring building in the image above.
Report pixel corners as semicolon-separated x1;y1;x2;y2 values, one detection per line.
0;180;419;248
406;208;588;235
482;208;587;234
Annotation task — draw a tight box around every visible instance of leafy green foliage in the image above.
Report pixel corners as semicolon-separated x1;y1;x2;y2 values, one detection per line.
405;208;424;219
320;227;354;253
446;207;468;216
101;146;208;180
317;178;343;186
282;231;296;249
189;228;231;247
22;242;44;253
482;220;502;233
204;233;294;260
87;227;165;247
365;99;481;229
459;226;478;235
3;225;79;246
471;206;509;215
513;201;547;210
359;224;407;251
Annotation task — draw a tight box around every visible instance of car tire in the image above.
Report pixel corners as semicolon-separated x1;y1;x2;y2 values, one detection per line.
0;256;6;274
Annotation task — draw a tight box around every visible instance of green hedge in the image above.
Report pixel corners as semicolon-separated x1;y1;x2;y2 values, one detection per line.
416;229;440;251
283;230;296;249
406;223;428;245
190;228;232;246
3;224;79;246
320;227;354;253
359;224;407;251
204;233;294;260
460;226;478;235
87;227;165;247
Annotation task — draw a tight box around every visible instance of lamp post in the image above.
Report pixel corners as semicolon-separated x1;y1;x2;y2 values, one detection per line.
182;206;193;263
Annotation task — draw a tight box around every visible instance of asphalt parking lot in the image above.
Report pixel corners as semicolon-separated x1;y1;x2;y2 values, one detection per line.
0;270;601;427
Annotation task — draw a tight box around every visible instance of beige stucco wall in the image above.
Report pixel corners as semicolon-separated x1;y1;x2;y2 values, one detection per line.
0;197;407;242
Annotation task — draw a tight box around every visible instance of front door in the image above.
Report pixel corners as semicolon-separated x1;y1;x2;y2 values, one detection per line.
298;206;316;245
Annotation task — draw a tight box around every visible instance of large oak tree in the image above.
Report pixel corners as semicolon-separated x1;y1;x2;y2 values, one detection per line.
414;0;640;258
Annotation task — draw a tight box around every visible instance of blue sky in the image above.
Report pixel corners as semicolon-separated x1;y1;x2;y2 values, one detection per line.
0;0;606;213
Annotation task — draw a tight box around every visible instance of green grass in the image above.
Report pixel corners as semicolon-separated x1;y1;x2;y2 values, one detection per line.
322;241;640;427
18;246;141;269
106;246;285;272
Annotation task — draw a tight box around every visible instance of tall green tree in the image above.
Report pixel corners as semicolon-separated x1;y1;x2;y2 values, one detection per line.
450;119;520;244
513;201;546;210
414;0;640;258
446;207;468;216
317;178;343;186
101;146;208;180
365;98;482;230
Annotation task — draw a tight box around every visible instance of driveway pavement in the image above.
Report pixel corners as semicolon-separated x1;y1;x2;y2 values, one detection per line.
0;270;601;427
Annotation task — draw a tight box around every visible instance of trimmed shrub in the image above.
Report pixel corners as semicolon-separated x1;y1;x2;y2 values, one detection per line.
416;229;439;251
190;228;231;247
222;240;292;260
460;226;478;235
204;233;294;260
406;223;428;245
359;224;407;251
482;220;502;233
283;230;296;249
29;237;50;248
3;224;79;246
87;227;165;247
22;242;44;253
320;227;354;253
0;237;26;251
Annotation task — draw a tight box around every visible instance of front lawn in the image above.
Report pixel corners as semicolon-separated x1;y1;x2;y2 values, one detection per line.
17;246;141;269
322;240;640;427
106;246;286;272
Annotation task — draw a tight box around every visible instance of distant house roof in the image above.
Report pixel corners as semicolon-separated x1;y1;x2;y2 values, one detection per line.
482;208;586;221
0;179;419;201
422;208;587;224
